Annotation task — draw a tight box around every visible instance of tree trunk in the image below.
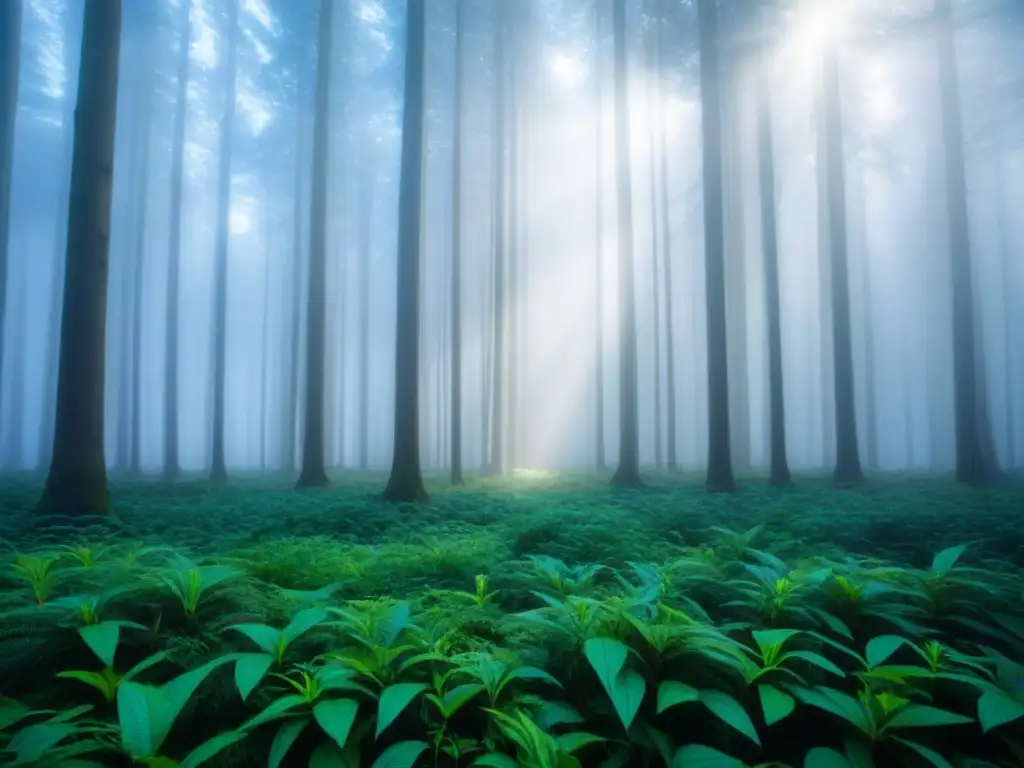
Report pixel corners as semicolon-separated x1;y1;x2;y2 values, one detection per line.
0;0;20;426
260;179;272;470
934;0;998;484
851;167;878;470
593;0;606;471
449;0;465;485
821;46;863;486
646;22;662;470
129;75;153;475
210;0;239;482
358;157;373;471
382;0;429;503
755;7;790;487
609;0;640;487
488;1;507;476
697;0;734;492
163;0;189;480
284;82;306;473
995;163;1016;469
296;0;333;489
38;0;121;517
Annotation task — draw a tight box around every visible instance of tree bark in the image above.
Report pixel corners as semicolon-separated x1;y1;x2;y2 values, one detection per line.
0;0;20;428
296;0;334;489
382;0;429;503
487;1;507;476
38;0;121;517
358;157;373;471
449;0;465;485
593;0;606;471
129;74;153;475
697;0;734;492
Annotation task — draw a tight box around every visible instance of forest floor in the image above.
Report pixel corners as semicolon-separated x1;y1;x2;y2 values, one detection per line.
1;471;1024;767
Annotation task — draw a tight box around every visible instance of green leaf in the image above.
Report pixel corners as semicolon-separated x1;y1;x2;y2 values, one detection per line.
510;665;563;688
77;622;121;668
268;719;308;768
376;683;427;738
122;652;171;683
610;669;646;731
370;740;429;768
282;608;331;644
535;701;585;730
758;684;796;726
153;655;236;754
884;704;973;731
439;683;486;718
235;653;275;702
554;732;606;754
313;698;359;749
791;687;872;735
977;690;1024;733
930;545;966;575
179;730;247;768
890;737;955;768
865;636;908;669
56;670;116;699
308;740;352;768
752;629;801;655
804;747;854;768
117;681;161;758
657;680;700;714
670;744;745;767
8;723;78;763
812;609;854;640
241;694;308;730
473;755;520;768
378;603;412;647
784;650;846;677
699;689;761;746
583;637;629;691
227;623;282;655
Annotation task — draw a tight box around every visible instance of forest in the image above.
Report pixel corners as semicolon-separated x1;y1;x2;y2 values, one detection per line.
0;0;1023;766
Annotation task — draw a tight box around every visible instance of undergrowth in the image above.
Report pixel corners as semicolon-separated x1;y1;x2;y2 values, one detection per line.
0;471;1022;767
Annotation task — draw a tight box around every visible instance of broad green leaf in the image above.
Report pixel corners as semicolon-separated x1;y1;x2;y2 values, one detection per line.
609;669;646;731
123;652;171;683
792;687;872;735
977;690;1024;732
308;740;353;768
554;732;606;754
758;684;796;726
811;610;854;640
8;723;78;763
884;704;973;731
699;689;761;746
536;701;585;730
510;666;563;688
0;699;31;731
930;545;966;575
282;608;331;644
154;655;237;754
670;744;745;767
439;683;486;718
753;629;801;655
117;681;161;758
890;736;955;768
473;755;520;768
784;650;846;677
179;730;247;768
804;747;854;768
78;622;121;668
865;636;908;669
376;683;427;738
268;719;308;768
227;623;282;655
234;653;275;701
313;698;359;749
378;603;411;647
657;680;699;714
57;670;116;699
583;637;629;691
241;694;308;730
370;740;429;768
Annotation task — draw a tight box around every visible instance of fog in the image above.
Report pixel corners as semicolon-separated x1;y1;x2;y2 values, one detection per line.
1;0;1021;480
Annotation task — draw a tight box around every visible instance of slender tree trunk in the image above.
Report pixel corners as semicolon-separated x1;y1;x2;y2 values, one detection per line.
115;109;141;473
815;76;835;469
296;0;333;489
821;46;863;485
38;0;121;517
449;0;465;484
697;0;734;492
260;178;272;469
163;0;190;480
646;23;662;469
383;0;429;503
656;1;677;471
934;0;998;484
209;0;239;482
755;8;790;486
284;85;305;473
593;0;606;471
852;168;878;470
488;1;507;476
129;78;153;475
995;164;1016;468
0;0;21;426
609;0;641;487
358;158;373;471
507;13;520;471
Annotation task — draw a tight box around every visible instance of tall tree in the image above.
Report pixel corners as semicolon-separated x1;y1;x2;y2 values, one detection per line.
382;0;428;503
284;74;307;472
488;1;507;475
163;0;190;480
129;74;153;475
0;0;20;421
592;0;606;471
209;0;239;482
645;12;663;469
296;0;334;489
449;0;465;485
358;157;373;471
755;3;791;486
38;0;122;516
610;0;641;487
821;38;863;485
697;0;734;492
934;0;998;484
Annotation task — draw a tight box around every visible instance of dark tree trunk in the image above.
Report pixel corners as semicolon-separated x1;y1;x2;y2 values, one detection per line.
697;0;734;492
656;1;677;471
163;0;189;481
487;1;507;476
755;8;790;487
851;168;878;470
0;0;20;423
382;0;429;503
296;0;334;489
358;158;373;472
821;46;863;486
210;0;239;483
609;0;641;487
449;0;465;485
38;0;121;517
593;0;606;471
129;77;153;475
115;107;141;473
995;165;1016;469
934;0;999;484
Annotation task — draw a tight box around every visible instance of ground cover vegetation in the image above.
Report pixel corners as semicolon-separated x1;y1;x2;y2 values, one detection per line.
1;473;1023;767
